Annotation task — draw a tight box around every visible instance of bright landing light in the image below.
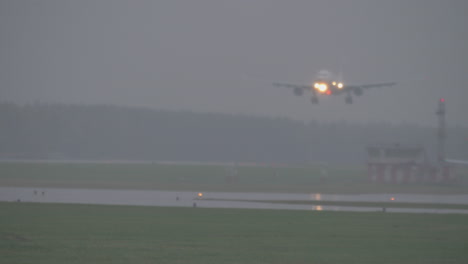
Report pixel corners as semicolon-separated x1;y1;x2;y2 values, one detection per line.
314;83;328;93
337;83;344;89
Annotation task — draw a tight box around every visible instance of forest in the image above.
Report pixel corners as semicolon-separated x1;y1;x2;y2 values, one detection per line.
0;102;466;164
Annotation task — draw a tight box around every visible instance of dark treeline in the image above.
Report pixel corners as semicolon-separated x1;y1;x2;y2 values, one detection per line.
0;102;466;164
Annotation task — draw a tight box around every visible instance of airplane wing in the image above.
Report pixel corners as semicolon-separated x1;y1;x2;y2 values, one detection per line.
273;82;315;96
445;159;468;166
344;82;397;91
273;82;311;90
360;82;397;89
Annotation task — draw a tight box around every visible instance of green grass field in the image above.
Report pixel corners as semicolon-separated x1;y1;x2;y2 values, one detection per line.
2;202;468;264
2;163;468;263
1;162;467;194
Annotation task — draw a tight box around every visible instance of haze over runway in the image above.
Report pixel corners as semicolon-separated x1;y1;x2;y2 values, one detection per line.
1;0;467;126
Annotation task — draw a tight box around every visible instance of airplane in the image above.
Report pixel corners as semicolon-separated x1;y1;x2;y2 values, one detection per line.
273;70;396;104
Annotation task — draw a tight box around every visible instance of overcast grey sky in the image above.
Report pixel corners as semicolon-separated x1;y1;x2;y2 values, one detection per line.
1;0;467;126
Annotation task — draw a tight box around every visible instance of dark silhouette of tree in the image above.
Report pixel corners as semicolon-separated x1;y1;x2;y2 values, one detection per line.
0;102;466;163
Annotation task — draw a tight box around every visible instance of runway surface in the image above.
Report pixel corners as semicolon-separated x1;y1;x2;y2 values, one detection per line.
2;187;468;214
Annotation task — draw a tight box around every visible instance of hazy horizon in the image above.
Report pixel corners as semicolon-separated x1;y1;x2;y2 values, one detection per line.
1;0;467;126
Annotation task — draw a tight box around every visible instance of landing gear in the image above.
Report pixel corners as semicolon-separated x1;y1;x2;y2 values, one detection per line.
310;96;319;104
293;87;304;96
353;87;363;96
345;95;353;104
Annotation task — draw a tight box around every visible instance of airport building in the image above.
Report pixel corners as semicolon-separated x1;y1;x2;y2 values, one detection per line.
366;99;456;184
366;143;453;183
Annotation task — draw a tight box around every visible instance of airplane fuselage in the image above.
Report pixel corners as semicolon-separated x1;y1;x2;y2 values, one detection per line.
312;70;345;95
313;80;345;95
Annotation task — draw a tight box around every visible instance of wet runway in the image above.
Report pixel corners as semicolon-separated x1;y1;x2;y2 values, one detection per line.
2;187;468;214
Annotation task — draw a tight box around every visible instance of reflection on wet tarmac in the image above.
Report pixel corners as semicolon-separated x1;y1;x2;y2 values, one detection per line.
1;187;468;214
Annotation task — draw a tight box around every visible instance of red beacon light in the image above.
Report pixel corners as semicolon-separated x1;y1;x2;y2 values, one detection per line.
440;98;445;102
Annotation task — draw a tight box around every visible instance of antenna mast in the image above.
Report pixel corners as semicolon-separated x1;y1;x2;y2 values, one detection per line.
436;98;446;163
